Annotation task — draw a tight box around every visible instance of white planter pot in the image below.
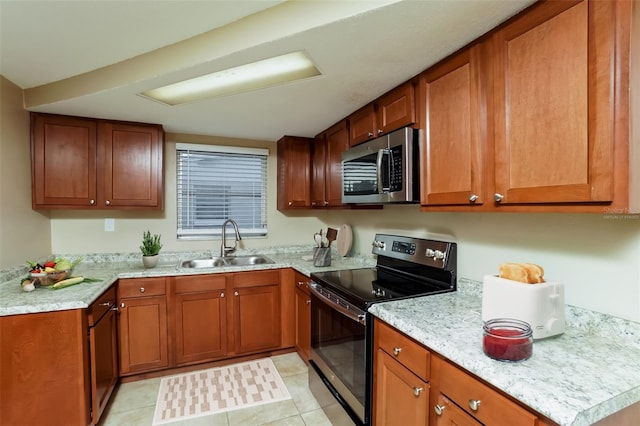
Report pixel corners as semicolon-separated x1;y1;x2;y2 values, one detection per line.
142;255;159;269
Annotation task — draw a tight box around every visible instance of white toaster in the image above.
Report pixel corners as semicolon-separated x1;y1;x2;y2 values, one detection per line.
481;275;565;340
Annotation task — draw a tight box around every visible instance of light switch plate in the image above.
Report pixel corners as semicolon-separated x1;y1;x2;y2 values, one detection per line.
104;218;115;232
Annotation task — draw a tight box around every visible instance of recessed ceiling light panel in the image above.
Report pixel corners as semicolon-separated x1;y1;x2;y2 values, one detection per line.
140;51;321;105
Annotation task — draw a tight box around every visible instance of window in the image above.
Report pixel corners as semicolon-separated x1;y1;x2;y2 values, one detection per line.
176;143;268;239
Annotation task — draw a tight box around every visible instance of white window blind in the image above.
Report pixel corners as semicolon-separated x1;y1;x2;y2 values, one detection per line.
176;143;268;239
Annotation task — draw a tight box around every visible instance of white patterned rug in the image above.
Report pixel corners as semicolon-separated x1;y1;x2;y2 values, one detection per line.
152;358;291;425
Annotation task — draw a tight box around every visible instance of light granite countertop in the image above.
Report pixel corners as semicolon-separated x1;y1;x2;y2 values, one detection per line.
369;279;640;426
0;246;374;317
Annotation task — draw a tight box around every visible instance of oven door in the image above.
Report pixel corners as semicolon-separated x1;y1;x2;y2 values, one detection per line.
309;282;371;425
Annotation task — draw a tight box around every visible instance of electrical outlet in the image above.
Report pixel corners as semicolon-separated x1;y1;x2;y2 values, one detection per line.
104;218;115;232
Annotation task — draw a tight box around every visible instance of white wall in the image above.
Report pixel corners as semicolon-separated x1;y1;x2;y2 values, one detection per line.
0;76;51;268
317;206;640;322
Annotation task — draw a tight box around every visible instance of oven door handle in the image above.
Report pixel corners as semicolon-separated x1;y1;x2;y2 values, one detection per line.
310;285;366;325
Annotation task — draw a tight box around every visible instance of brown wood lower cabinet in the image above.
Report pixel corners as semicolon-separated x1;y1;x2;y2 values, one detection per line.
0;285;119;426
294;272;311;361
231;270;281;354
174;274;227;365
117;277;169;376
374;318;431;426
375;349;429;426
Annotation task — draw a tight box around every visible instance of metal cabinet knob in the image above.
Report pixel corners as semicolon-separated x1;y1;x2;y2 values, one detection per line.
323;201;329;206
139;287;145;293
494;193;504;202
413;387;423;397
469;194;478;203
234;291;239;296
434;404;445;416
221;292;225;298
120;302;125;308
306;299;311;305
367;132;374;138
90;199;96;205
469;399;481;411
377;129;383;135
311;202;316;206
105;200;111;206
297;281;304;287
393;347;402;356
288;201;292;206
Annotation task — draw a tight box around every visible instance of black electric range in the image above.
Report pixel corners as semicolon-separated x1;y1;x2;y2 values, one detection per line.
308;234;457;426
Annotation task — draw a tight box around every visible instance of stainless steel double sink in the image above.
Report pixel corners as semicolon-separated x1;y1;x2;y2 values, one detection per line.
178;255;275;269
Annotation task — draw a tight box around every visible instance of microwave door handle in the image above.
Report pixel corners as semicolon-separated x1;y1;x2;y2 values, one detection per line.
376;148;389;194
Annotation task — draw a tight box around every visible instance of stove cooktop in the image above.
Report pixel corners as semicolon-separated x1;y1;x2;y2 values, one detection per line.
310;234;457;310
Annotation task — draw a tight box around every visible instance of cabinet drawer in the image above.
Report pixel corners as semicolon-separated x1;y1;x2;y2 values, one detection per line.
174;275;226;294
435;357;537;426
375;319;430;381
232;270;280;287
88;285;116;326
118;277;166;298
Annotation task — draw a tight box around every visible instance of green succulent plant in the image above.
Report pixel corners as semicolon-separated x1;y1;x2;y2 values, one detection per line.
140;231;162;256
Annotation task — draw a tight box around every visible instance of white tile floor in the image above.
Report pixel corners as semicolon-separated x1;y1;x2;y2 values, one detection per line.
102;353;335;426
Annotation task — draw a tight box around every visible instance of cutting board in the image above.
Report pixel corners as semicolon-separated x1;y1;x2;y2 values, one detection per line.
336;224;353;257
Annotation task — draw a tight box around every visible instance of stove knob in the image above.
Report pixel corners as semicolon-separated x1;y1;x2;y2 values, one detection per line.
425;248;435;258
434;250;445;260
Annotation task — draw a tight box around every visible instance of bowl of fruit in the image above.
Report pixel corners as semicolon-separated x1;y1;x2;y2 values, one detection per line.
28;257;83;286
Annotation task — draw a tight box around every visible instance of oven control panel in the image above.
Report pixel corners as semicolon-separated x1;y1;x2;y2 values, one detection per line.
372;233;457;271
392;241;416;255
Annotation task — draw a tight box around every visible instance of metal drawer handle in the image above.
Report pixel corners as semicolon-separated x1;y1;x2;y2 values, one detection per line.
140;287;145;293
98;301;111;306
469;399;481;411
393;347;402;356
413;387;423;397
434;404;445;416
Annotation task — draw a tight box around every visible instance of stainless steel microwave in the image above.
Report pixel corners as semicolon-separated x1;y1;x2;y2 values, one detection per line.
342;127;420;204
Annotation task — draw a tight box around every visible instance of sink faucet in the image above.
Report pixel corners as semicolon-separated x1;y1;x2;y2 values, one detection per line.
220;219;242;257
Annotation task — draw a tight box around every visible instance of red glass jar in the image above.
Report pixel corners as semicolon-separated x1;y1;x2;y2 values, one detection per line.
483;318;533;361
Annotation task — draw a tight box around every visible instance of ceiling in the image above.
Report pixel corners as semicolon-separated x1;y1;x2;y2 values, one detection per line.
0;0;536;142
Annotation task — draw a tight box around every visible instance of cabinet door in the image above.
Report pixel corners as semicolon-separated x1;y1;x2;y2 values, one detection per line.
311;134;327;207
492;0;615;204
31;113;97;208
294;280;311;361
375;349;429;426
420;46;484;206
97;122;163;209
232;271;281;354
277;136;312;210
324;120;349;206
174;275;227;365
377;81;416;135
118;295;168;375
432;393;482;426
89;306;118;425
349;104;376;146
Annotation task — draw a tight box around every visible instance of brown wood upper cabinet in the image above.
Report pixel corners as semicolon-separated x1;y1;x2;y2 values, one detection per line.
349;81;416;147
420;0;635;213
31;113;164;210
419;45;484;206
277;135;312;210
312;120;349;208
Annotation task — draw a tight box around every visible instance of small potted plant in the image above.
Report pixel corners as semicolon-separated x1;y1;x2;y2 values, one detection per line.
140;230;162;268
